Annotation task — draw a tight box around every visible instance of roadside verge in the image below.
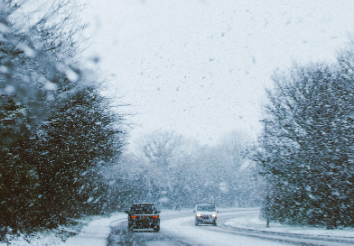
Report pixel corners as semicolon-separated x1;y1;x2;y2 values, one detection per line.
59;212;126;246
224;212;354;239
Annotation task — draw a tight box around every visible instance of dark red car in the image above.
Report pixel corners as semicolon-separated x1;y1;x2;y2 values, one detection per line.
125;203;160;232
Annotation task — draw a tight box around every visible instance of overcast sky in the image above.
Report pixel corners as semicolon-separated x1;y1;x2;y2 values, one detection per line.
81;0;354;148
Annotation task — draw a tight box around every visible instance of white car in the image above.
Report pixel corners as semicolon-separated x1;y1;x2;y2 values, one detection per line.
194;204;218;226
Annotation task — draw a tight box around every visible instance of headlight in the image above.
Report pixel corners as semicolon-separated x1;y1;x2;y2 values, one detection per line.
196;213;201;217
212;214;217;217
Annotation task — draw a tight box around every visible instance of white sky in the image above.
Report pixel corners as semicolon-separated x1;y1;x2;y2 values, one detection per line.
80;0;354;147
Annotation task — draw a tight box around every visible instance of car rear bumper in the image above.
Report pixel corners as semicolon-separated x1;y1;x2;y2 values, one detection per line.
129;219;160;229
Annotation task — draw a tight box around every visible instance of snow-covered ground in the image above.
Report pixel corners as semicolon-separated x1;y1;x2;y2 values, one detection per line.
59;212;126;246
0;212;126;246
3;209;354;245
224;212;354;238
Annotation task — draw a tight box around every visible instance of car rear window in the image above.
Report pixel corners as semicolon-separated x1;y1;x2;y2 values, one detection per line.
131;204;155;214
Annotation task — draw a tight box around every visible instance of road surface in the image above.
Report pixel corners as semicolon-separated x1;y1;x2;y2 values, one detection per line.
107;208;354;246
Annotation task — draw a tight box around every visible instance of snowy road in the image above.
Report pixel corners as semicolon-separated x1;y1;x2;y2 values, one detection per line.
107;208;354;246
106;208;291;246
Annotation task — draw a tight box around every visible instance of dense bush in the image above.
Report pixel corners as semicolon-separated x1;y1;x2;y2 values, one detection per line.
0;0;126;238
257;51;354;228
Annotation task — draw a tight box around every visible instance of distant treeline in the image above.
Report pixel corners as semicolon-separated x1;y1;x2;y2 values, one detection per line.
108;130;262;210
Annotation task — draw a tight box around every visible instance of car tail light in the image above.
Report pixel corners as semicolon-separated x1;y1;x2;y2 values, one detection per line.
152;215;159;218
131;215;137;219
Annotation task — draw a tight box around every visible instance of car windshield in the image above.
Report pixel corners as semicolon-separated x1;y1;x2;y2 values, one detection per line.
197;205;216;212
131;204;155;214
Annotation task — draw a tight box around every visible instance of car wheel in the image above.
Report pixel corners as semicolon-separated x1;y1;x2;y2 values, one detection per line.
195;220;199;226
128;224;134;232
213;221;217;226
154;225;160;232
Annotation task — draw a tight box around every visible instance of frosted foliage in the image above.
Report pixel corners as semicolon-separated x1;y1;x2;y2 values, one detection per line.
0;0;126;242
257;51;354;228
0;0;83;122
